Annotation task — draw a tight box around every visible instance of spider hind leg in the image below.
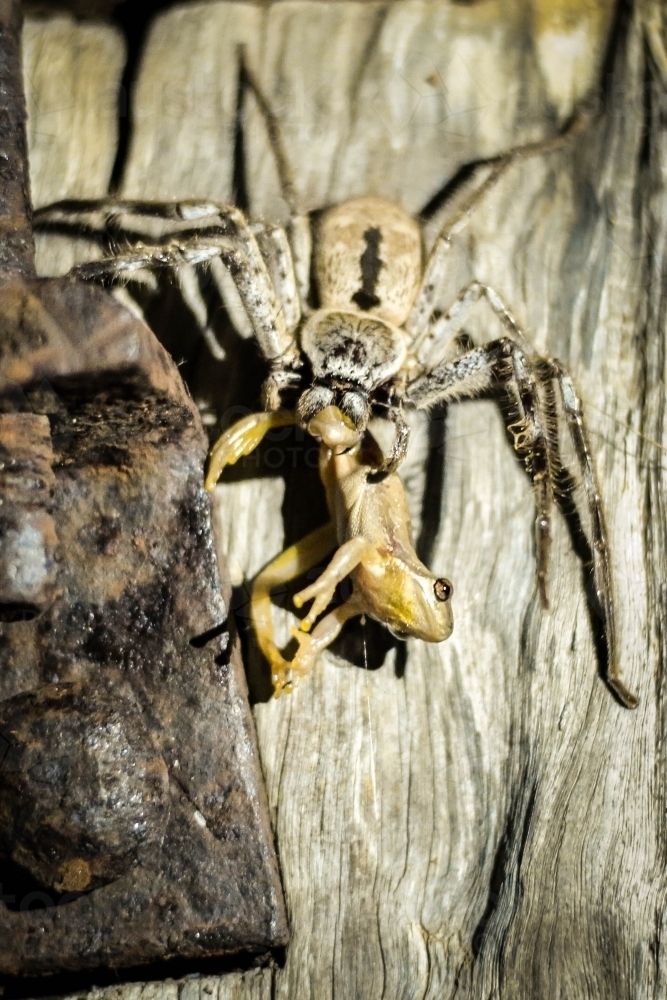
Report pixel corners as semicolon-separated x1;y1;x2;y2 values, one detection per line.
548;362;639;709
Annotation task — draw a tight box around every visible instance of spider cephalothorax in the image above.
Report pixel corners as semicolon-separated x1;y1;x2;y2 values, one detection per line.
32;53;637;708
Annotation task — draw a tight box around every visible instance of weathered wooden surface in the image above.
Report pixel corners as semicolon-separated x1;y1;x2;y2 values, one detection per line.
25;12;125;276
23;13;124;207
27;0;667;996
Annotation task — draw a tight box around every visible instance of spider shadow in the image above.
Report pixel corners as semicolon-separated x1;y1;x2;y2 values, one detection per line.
491;392;617;702
131;272;266;423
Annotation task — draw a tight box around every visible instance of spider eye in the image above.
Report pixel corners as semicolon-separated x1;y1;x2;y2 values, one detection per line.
340;390;369;429
298;386;335;423
434;579;453;602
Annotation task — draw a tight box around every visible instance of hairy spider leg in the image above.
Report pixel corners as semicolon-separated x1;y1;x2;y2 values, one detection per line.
414;279;533;369
34;200;301;356
69;229;295;361
239;46;312;315
377;406;411;476
409;339;638;707
406;109;591;347
409;336;553;609
205;409;298;490
547;362;638;709
251;522;338;696
408;277;637;707
412;280;566;607
252;221;301;333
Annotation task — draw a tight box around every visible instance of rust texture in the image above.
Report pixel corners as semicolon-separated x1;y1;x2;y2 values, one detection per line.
0;0;34;277
0;277;288;975
0;412;57;617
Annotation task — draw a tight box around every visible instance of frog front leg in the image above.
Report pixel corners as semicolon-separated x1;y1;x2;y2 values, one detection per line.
293;536;375;630
287;536;376;683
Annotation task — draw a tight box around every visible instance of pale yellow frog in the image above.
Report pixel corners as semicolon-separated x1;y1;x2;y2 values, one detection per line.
205;406;453;696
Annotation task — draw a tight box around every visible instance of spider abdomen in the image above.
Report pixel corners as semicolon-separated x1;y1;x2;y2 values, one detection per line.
315;196;422;327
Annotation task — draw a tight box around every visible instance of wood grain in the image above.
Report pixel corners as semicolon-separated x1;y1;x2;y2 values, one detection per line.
24;13;125;277
23;14;125;206
27;0;665;995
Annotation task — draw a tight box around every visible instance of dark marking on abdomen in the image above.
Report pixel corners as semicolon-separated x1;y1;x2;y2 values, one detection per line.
352;227;382;311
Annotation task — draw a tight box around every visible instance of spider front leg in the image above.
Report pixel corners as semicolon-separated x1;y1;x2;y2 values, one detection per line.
262;354;304;412
408;281;554;604
407;292;638;708
410;335;553;608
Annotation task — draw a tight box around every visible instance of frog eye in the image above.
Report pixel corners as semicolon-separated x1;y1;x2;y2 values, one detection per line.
434;579;453;602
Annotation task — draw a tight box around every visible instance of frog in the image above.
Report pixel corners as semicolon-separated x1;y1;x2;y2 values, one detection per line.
205;405;453;696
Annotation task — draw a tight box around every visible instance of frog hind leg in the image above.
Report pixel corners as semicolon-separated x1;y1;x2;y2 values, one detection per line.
251;522;337;696
205;409;297;490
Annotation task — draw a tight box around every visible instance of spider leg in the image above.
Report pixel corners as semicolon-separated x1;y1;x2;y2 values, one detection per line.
36;199;298;360
34;198;242;233
411;279;531;370
207;220;301;343
406;110;590;344
408;337;553;610
409;320;638;708
252;221;301;333
418;281;637;692
69;229;295;362
375;406;411;476
546;362;638;709
239;46;312;315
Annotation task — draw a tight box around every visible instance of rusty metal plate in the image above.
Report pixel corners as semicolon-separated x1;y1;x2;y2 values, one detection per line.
0;276;288;978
